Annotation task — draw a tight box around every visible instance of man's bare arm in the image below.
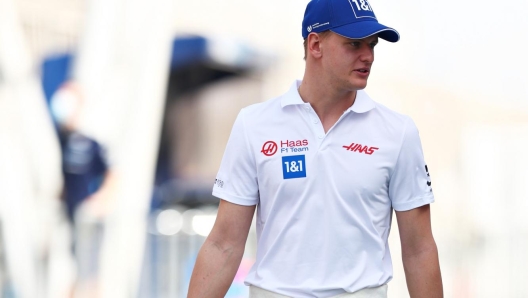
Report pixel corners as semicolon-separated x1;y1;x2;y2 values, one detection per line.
396;204;443;298
187;199;256;298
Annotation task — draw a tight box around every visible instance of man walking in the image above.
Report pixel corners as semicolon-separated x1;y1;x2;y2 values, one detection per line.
188;0;443;297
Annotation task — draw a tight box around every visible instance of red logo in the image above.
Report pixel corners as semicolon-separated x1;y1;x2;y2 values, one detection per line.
343;143;379;155
281;139;309;147
261;141;278;156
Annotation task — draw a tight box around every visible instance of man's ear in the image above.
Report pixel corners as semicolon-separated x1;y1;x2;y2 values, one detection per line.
307;33;323;59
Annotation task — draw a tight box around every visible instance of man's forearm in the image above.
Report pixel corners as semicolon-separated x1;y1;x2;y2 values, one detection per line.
187;237;245;298
402;244;443;298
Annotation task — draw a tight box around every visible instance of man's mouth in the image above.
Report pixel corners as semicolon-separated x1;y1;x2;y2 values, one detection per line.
354;68;370;74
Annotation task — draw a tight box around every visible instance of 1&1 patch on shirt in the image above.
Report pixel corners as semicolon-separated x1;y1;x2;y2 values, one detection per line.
282;155;307;179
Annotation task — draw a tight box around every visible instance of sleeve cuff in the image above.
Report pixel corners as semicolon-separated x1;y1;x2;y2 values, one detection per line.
392;194;435;211
212;189;258;206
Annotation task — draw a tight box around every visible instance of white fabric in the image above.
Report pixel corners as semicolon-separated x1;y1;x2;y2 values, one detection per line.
213;80;434;297
250;284;388;298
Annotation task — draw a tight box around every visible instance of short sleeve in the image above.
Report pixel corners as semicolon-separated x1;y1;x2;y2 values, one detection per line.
212;109;259;206
389;118;434;211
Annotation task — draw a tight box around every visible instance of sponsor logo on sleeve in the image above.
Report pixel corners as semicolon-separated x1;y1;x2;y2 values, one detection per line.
425;165;432;191
214;178;224;188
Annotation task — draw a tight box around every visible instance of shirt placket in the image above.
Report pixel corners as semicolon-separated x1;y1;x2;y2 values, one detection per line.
302;104;325;146
303;104;352;146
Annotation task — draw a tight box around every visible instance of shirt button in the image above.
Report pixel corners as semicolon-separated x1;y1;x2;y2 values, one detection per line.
313;119;319;124
304;106;310;110
318;135;324;139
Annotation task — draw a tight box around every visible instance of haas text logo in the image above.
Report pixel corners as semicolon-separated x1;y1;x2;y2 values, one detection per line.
343;143;379;155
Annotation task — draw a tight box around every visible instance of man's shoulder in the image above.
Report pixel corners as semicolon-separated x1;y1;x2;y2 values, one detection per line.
369;98;412;128
238;94;284;121
366;97;424;143
240;81;299;119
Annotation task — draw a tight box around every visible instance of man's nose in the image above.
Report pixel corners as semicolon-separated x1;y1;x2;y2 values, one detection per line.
359;47;374;63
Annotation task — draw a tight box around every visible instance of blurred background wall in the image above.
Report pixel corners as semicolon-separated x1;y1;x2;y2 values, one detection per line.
1;0;527;297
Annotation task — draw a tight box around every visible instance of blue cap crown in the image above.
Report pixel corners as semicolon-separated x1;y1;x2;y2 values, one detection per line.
302;0;399;42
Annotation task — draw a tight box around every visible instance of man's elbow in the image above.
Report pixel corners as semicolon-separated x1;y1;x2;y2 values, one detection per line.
206;237;239;259
205;229;247;257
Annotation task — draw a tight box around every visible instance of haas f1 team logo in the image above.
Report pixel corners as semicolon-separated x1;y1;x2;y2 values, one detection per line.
262;139;309;156
261;141;278;156
343;142;379;155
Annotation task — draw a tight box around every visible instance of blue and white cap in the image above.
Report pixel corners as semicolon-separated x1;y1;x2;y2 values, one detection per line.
302;0;400;42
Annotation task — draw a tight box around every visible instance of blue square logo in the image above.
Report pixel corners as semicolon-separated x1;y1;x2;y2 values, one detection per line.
282;155;307;179
347;0;376;19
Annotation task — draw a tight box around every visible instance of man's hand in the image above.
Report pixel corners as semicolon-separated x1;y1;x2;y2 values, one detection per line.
187;199;256;298
396;204;443;298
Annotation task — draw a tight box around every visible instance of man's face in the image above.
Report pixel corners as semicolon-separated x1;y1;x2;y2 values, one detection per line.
319;32;378;91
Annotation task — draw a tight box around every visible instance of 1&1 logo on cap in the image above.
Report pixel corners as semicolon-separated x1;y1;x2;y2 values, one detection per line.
348;0;376;19
282;155;307;179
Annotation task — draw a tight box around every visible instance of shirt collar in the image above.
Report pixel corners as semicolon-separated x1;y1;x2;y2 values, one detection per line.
348;89;376;113
280;80;376;113
280;80;305;108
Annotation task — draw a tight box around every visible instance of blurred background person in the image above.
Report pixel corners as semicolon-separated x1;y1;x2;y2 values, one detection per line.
57;0;174;296
50;81;116;222
48;80;118;297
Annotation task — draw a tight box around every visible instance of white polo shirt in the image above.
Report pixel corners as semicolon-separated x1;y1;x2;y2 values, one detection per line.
212;80;434;298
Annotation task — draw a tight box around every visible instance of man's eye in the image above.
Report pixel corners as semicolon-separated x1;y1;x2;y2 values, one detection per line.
350;42;361;47
370;42;378;48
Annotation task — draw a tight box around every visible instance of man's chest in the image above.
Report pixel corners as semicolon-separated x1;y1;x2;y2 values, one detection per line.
252;128;399;202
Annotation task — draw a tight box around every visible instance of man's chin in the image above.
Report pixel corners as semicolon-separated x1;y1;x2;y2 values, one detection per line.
347;77;367;87
349;82;368;91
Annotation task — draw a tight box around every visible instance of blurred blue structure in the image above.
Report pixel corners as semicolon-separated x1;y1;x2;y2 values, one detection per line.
41;54;72;104
41;35;257;102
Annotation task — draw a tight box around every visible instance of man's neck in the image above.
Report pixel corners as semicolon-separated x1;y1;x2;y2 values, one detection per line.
298;76;357;133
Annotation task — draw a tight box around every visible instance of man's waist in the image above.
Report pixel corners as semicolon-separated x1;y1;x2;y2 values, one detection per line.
249;284;388;298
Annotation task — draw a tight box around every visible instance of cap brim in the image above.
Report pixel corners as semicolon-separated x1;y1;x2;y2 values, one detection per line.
331;21;400;43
